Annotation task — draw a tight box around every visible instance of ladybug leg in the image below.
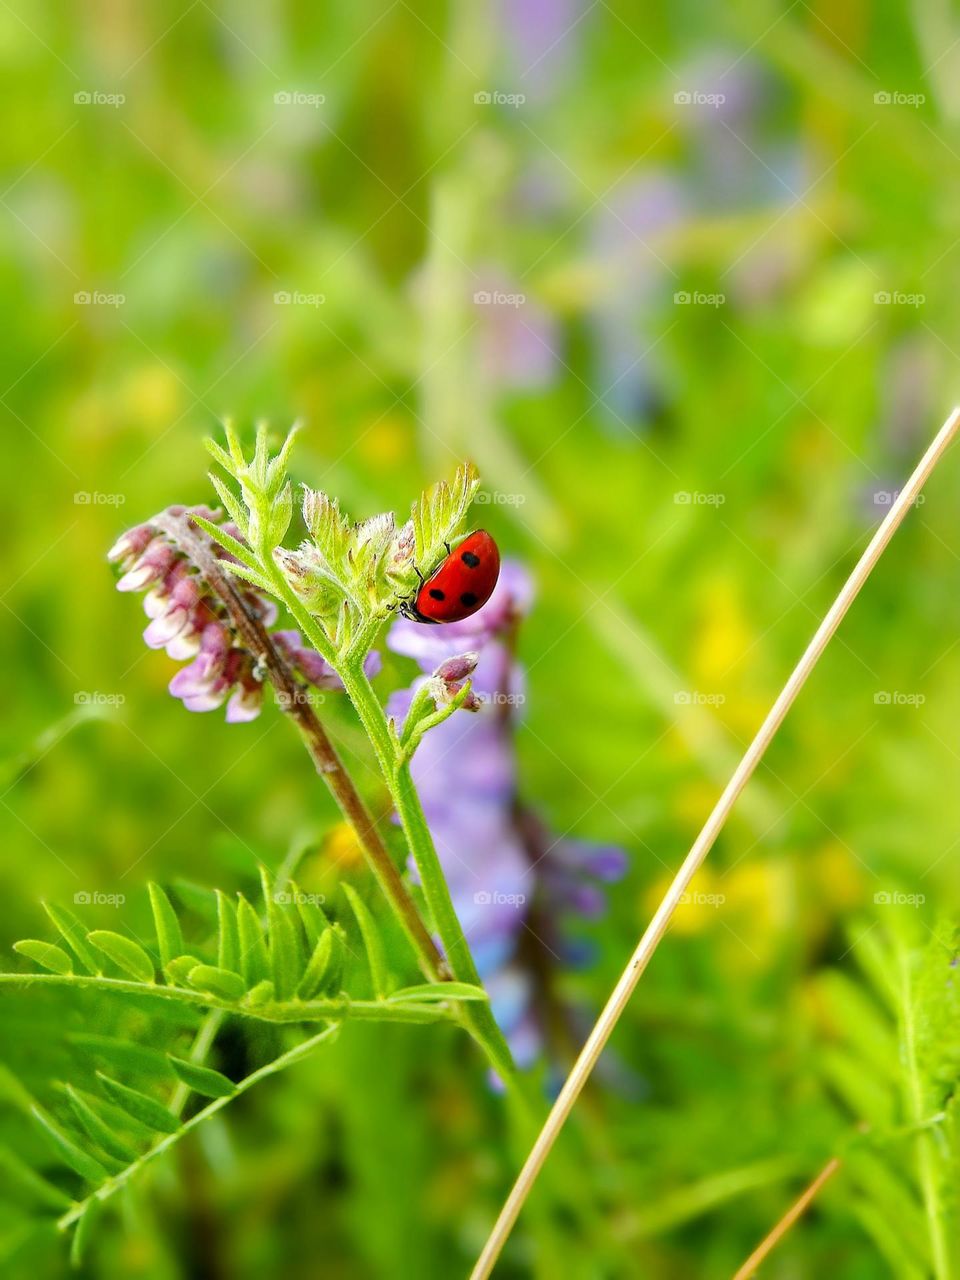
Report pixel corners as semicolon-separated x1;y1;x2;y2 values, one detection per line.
443;541;451;556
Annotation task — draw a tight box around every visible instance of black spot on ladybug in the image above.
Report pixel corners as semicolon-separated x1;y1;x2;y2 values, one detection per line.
429;588;446;601
459;592;478;608
461;551;481;568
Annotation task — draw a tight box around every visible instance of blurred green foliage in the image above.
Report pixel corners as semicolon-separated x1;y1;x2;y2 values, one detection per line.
2;1;960;1276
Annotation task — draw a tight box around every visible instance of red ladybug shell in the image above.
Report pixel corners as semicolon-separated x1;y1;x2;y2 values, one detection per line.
406;530;501;624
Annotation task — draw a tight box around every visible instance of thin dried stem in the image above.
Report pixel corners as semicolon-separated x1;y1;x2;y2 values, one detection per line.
470;407;960;1279
731;1157;841;1279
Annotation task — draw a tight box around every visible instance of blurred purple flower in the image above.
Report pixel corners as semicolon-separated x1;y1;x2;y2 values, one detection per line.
110;506;378;721
387;558;627;1068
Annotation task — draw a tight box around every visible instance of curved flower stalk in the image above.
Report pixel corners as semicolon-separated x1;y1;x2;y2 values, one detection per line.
387;563;627;1068
113;424;521;1087
109;502;444;992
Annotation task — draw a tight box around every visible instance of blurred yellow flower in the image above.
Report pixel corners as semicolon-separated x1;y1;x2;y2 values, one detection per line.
323;821;366;872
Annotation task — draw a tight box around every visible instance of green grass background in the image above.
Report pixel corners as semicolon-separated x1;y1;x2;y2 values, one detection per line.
2;2;959;1275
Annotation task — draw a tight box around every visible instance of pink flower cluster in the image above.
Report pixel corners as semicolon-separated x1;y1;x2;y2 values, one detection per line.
110;507;376;721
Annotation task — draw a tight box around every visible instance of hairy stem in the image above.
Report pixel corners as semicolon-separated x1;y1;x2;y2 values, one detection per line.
0;973;457;1025
154;511;444;986
262;568;521;1086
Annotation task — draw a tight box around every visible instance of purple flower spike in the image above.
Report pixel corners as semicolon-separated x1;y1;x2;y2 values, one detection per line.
386;555;627;1070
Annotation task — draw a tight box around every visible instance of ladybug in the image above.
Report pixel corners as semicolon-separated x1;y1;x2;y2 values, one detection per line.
400;529;501;625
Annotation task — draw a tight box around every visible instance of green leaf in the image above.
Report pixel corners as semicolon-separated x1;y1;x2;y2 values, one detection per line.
187;964;246;1001
42;902;97;974
31;1106;109;1183
70;1196;99;1268
262;868;300;1001
0;1145;72;1209
297;927;344;1000
96;1074;179;1134
387;982;489;1004
13;939;73;975
165;953;204;986
245;979;275;1006
87;931;155;984
236;894;269;987
147;883;184;969
216;890;239;972
290;880;327;949
191;514;262;573
207;470;250;537
64;1086;140;1163
168;1056;235;1099
343;885;389;999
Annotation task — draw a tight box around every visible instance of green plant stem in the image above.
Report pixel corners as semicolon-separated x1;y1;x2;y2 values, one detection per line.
156;510;444;988
338;661;520;1086
0;974;456;1026
263;571;520;1086
898;943;952;1280
57;1024;341;1232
